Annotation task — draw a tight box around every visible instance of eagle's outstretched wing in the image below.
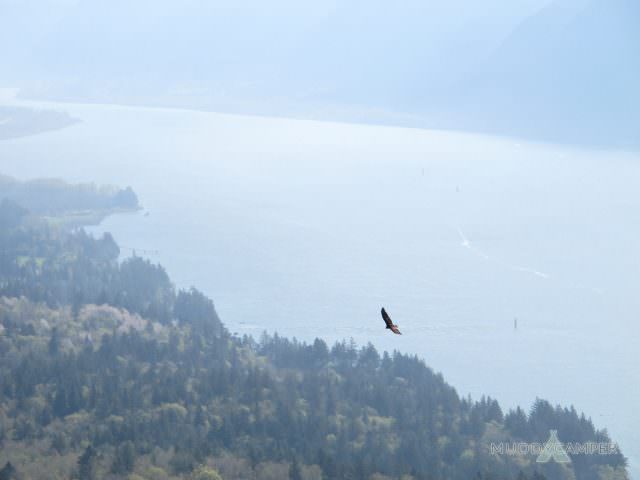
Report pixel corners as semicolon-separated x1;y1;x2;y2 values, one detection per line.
381;308;393;328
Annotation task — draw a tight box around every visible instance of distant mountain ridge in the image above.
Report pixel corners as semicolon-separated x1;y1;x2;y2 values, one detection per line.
447;0;640;147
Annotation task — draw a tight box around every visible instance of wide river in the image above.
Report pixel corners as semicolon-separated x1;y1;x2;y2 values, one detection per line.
1;95;638;477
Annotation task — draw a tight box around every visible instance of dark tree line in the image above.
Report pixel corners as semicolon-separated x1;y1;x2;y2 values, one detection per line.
0;175;139;216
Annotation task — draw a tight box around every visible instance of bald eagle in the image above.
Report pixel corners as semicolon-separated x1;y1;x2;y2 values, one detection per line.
381;308;402;335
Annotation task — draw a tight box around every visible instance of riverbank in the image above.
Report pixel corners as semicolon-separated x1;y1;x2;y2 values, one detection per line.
43;205;142;229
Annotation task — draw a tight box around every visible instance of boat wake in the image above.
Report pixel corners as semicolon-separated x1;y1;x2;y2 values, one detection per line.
456;227;550;280
457;228;489;260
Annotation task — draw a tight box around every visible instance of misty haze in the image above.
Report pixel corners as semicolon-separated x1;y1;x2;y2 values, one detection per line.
0;1;638;480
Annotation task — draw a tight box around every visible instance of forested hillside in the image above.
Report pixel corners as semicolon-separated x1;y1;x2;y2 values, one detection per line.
0;198;628;480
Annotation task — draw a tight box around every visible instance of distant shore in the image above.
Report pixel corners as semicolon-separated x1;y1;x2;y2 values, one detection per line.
43;206;142;229
0;104;79;141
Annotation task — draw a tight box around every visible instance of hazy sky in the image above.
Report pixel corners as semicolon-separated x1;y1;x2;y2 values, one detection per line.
2;0;554;87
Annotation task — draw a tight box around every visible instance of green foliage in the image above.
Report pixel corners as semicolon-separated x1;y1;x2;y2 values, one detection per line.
0;217;222;332
77;445;97;480
189;465;223;480
289;458;303;480
112;441;136;475
175;288;222;337
0;202;628;480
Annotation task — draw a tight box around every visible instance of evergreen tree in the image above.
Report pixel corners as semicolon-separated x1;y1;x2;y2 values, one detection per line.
290;458;303;480
48;327;61;355
0;462;16;480
189;465;223;480
77;445;97;480
112;441;136;474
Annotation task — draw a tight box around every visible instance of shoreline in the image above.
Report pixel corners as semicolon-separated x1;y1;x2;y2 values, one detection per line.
43;206;142;229
7;87;639;156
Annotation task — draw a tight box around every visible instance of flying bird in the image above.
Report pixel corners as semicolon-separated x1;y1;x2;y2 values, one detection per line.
381;308;402;335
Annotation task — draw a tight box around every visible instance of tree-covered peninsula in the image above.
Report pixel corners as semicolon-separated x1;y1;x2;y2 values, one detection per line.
0;191;628;480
